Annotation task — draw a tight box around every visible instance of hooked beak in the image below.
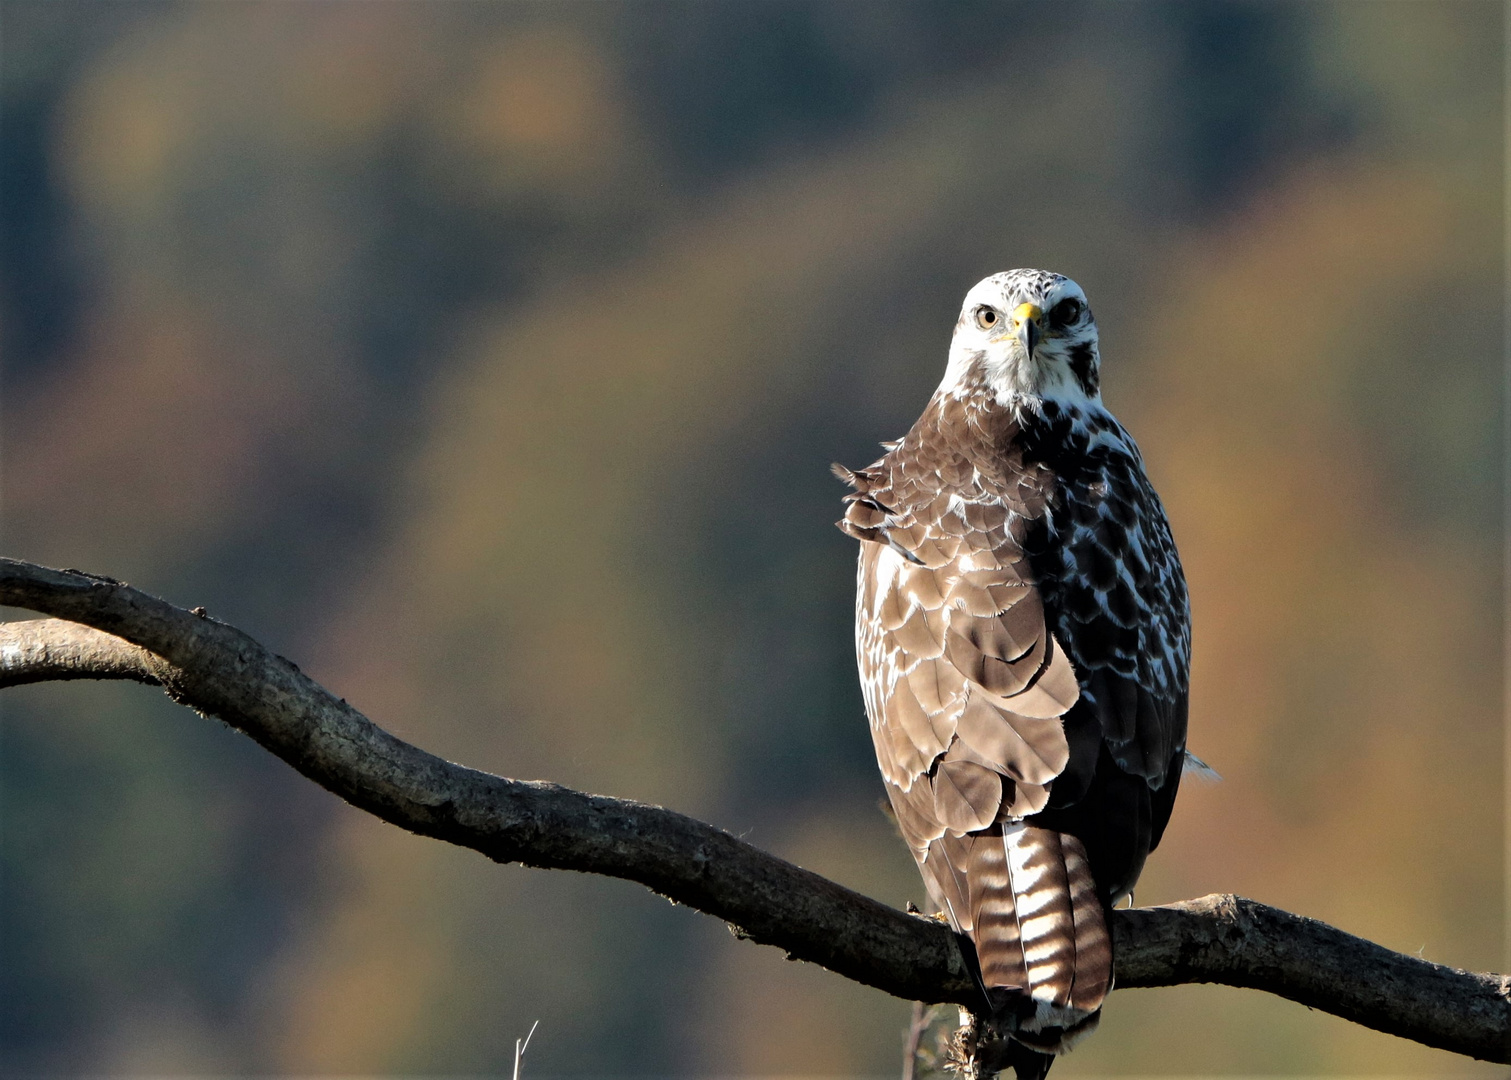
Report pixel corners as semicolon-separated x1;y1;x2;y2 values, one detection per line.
1013;302;1043;357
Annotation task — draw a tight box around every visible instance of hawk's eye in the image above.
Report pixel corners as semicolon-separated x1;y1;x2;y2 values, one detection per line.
1049;298;1083;327
974;306;999;330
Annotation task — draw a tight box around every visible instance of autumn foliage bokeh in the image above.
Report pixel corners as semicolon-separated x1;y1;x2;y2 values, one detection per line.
1;4;1502;1076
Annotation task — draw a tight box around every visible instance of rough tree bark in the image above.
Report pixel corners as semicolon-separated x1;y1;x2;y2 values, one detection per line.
1;559;1505;1065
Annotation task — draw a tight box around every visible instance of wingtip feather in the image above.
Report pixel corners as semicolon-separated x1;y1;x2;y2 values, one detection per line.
1182;749;1222;782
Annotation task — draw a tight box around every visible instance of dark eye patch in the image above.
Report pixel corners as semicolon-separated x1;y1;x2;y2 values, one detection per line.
1049;298;1083;327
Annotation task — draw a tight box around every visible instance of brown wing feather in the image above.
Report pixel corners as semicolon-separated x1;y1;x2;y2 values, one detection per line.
847;394;1111;1034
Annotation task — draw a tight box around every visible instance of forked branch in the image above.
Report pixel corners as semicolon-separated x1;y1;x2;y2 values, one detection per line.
0;558;1505;1062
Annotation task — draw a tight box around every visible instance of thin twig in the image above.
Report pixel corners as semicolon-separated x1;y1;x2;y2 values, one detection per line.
902;1000;926;1080
512;1019;539;1080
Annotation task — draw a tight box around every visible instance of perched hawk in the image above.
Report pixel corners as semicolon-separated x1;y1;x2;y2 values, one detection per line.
835;270;1192;1079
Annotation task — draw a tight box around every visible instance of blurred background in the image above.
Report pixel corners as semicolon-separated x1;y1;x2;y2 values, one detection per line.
0;2;1502;1076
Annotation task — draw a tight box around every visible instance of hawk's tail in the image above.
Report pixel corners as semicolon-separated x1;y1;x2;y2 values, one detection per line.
967;823;1110;1057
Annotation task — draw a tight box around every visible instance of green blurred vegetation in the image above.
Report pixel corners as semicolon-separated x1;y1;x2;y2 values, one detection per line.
0;2;1501;1075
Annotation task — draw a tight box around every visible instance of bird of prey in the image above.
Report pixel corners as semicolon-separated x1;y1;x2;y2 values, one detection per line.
835;270;1192;1079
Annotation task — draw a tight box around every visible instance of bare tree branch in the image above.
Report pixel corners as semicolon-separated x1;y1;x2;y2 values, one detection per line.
0;617;166;687
1;558;1505;1063
1114;898;1508;1061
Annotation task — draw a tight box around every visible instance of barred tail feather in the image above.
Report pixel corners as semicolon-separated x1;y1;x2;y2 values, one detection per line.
1005;824;1076;1013
1064;834;1112;1012
967;830;1026;989
964;824;1111;1053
